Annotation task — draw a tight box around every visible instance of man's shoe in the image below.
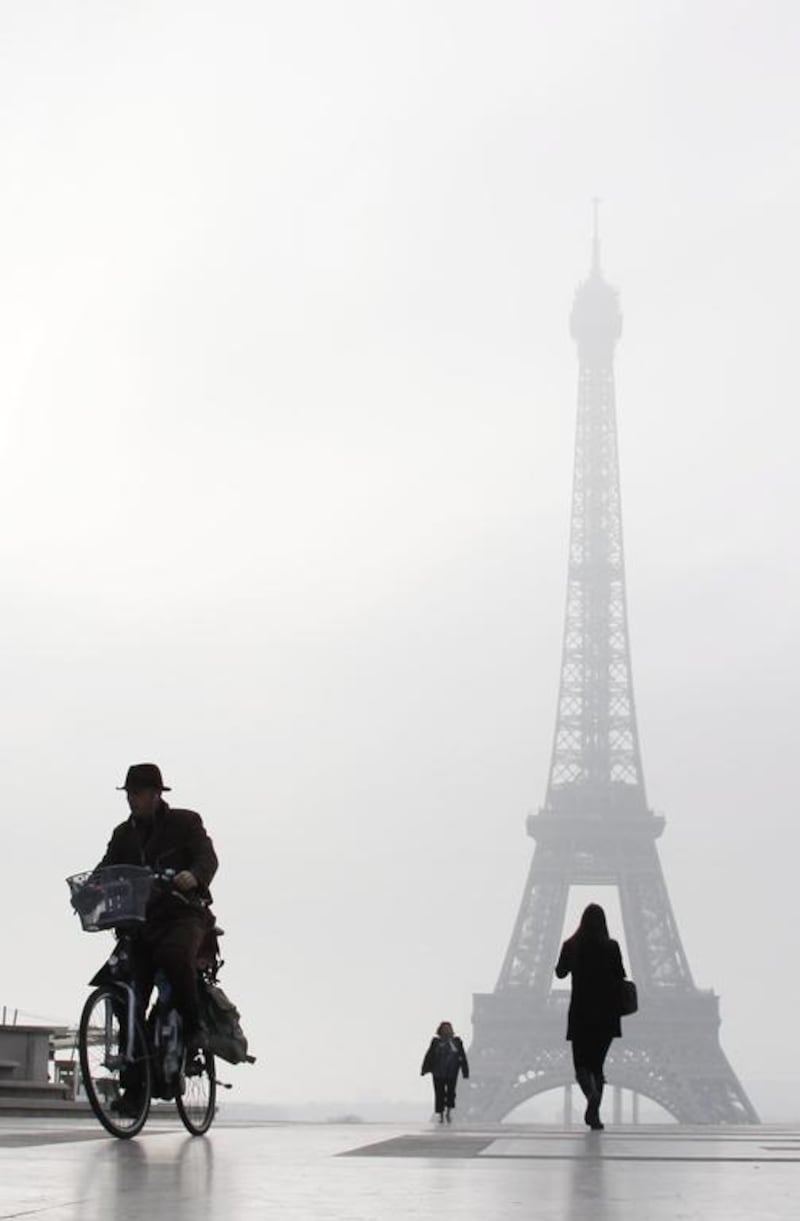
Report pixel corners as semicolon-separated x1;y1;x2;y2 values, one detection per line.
445;1108;452;1123
110;1091;144;1119
185;1051;206;1077
185;1021;210;1056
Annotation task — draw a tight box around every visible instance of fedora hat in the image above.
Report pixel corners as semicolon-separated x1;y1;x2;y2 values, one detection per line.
117;763;171;792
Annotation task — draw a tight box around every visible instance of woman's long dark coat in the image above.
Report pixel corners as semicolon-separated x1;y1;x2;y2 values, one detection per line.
555;935;626;1042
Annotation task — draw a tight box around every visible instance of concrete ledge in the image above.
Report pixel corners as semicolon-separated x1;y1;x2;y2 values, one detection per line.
0;1082;73;1100
0;1097;90;1117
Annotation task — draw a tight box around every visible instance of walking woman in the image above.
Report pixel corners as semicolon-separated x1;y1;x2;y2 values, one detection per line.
421;1021;469;1123
555;903;626;1131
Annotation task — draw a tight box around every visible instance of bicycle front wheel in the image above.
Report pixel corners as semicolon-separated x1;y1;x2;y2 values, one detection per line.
78;986;152;1138
176;1048;217;1135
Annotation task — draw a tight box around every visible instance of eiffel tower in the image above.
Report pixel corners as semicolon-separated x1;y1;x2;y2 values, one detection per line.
467;214;758;1124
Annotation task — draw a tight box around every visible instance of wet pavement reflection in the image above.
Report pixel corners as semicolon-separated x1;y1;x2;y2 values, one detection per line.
0;1120;797;1220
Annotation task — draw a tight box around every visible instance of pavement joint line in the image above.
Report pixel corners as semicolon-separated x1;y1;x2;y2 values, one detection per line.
477;1154;800;1163
0;1202;92;1220
340;1131;800;1163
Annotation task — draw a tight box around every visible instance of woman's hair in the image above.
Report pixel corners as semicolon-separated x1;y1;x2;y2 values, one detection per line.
436;1021;454;1037
575;903;609;942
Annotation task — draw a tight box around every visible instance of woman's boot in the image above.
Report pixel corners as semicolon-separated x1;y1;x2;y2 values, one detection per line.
586;1074;604;1130
575;1069;599;1127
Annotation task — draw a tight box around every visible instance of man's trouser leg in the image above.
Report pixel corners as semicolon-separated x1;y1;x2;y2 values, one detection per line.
112;938;154;1103
149;914;206;1040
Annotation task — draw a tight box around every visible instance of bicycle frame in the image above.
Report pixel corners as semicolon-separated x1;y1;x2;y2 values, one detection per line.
99;944;180;1068
117;980;140;1066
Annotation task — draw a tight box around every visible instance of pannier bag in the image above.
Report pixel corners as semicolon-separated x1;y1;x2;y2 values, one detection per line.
620;978;638;1016
199;981;255;1064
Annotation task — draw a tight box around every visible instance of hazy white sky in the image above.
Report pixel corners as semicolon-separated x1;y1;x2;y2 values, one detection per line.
1;1;799;1112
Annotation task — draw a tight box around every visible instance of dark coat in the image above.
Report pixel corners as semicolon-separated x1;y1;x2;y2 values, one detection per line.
555;935;626;1042
99;799;218;922
421;1036;469;1081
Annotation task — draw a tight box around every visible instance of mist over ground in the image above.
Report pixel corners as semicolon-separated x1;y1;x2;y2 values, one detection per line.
1;3;798;1116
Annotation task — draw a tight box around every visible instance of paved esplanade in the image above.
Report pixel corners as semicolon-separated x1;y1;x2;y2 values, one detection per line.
0;1120;797;1220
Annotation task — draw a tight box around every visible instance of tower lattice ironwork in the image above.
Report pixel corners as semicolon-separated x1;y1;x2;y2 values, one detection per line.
467;219;758;1124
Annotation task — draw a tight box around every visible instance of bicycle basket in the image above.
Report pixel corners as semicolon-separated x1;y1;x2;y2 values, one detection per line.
66;865;154;931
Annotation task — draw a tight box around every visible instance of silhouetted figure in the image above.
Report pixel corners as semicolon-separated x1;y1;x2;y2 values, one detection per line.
555;903;626;1131
98;763;218;1114
421;1021;469;1123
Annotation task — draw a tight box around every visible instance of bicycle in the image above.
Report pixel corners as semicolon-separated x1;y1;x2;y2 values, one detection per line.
67;864;220;1139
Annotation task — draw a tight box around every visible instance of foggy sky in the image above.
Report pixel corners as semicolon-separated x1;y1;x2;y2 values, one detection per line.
1;1;799;1112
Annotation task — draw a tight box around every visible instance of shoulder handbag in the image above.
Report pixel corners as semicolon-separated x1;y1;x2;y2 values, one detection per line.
620;978;638;1016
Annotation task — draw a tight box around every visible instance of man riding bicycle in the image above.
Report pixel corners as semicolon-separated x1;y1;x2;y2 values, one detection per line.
98;762;218;1109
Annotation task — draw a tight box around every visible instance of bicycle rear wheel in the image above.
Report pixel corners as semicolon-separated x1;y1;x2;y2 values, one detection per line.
176;1048;217;1135
78;986;151;1138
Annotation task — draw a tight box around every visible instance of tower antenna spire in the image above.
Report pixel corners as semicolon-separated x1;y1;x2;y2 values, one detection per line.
592;196;601;273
